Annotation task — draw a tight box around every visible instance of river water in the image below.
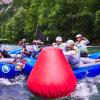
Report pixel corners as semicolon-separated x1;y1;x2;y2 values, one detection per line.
0;45;100;100
0;75;100;100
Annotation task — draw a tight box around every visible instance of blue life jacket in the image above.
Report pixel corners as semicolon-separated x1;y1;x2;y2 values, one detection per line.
66;55;79;68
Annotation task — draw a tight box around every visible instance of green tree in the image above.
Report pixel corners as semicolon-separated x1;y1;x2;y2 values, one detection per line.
0;0;100;44
5;7;27;42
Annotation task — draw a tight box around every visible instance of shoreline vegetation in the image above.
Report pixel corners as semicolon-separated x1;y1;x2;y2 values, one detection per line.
0;0;100;44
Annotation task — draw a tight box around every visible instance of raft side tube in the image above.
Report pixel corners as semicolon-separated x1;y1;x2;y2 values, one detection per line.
0;63;22;79
0;58;15;63
88;52;100;59
8;48;22;54
74;62;100;80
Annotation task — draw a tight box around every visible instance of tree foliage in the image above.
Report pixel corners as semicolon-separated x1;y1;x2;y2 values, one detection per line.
0;0;100;44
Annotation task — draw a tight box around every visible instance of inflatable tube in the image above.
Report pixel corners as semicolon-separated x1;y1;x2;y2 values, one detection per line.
8;48;22;54
22;52;100;80
10;54;21;58
22;58;36;74
23;58;36;74
0;58;15;63
0;62;22;79
24;59;100;80
74;62;100;80
88;52;100;59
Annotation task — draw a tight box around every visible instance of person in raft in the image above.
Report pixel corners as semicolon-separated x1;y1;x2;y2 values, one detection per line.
31;40;44;58
21;45;31;57
32;39;44;51
63;40;100;68
0;51;4;58
0;45;11;58
75;34;89;57
63;40;80;68
0;45;23;64
18;38;27;46
52;36;66;51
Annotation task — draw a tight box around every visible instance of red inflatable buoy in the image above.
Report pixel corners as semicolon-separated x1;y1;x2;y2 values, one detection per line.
27;47;77;98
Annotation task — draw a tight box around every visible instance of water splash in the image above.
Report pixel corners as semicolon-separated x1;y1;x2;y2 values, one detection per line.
0;68;100;100
71;77;99;100
0;78;13;85
56;76;99;100
0;75;32;100
0;75;26;86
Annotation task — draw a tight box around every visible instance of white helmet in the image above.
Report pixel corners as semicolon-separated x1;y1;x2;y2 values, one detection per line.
22;39;26;41
76;34;82;38
66;40;74;46
56;36;62;41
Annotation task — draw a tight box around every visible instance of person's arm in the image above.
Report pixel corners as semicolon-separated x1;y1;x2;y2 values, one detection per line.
75;42;78;46
18;41;22;46
63;50;75;56
37;41;44;44
82;37;89;45
33;40;44;45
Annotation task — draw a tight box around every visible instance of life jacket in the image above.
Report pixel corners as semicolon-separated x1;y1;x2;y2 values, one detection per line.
75;40;88;57
64;46;80;68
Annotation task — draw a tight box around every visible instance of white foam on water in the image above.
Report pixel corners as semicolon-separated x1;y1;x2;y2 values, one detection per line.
0;75;26;86
0;78;13;85
73;82;90;97
37;76;100;100
70;77;99;100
